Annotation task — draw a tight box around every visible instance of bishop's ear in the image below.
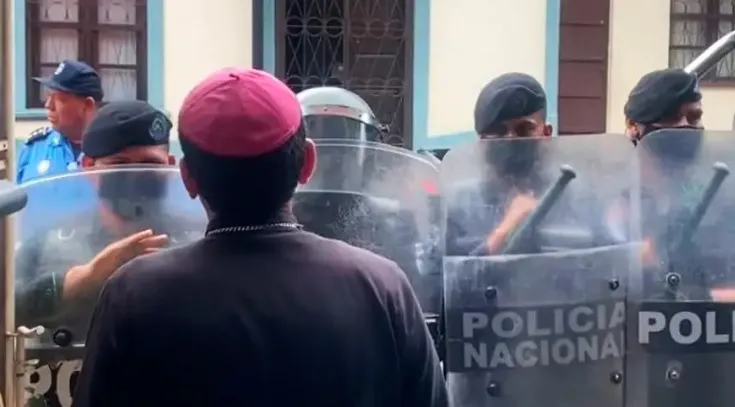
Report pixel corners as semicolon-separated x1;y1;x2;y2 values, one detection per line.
298;138;317;185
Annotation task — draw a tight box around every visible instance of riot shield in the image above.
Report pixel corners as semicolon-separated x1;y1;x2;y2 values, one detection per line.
295;139;440;315
15;166;206;407
627;129;735;407
441;134;637;407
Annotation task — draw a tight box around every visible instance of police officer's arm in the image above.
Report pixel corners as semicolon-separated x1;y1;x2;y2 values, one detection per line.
64;230;168;300
72;272;133;407
15;240;68;327
17;127;52;184
16;144;32;184
387;263;448;407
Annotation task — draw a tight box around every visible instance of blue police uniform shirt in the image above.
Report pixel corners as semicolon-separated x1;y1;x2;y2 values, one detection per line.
16;127;93;238
17;127;81;184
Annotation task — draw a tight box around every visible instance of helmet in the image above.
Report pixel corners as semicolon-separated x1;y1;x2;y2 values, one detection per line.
297;87;385;142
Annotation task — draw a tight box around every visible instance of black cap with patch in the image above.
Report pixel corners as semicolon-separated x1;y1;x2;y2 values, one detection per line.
83;100;172;159
474;73;547;135
624;68;702;125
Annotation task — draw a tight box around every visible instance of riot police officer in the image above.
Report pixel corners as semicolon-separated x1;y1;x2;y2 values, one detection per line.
297;85;444;170
297;86;384;142
17;60;104;183
611;68;704;263
619;67;732;407
446;72;553;256
16;101;181;329
440;74;631;407
624;67;703;144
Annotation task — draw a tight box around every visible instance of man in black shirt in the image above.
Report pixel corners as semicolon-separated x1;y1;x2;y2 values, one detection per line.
16;100;202;337
73;68;447;407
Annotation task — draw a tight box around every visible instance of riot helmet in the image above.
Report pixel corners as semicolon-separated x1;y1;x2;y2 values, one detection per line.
297;87;385;143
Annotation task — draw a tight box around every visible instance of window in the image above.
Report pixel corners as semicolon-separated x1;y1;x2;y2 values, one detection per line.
670;0;735;80
25;0;147;108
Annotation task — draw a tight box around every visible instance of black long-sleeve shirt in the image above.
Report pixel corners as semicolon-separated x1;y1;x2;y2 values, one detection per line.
72;225;448;407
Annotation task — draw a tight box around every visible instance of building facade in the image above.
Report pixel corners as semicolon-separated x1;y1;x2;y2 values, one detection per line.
10;0;735;153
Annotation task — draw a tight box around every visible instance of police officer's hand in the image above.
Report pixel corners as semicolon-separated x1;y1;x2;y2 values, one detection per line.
486;193;538;253
63;230;168;299
502;193;537;229
711;287;735;302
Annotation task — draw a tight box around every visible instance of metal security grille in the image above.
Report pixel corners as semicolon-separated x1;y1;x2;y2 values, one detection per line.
276;0;413;147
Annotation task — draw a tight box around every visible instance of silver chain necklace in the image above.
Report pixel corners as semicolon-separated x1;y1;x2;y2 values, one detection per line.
206;222;302;237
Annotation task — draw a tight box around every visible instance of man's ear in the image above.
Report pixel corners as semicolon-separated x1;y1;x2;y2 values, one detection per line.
543;123;553;137
625;118;640;142
81;155;94;168
298;138;317;185
83;96;97;111
179;158;198;199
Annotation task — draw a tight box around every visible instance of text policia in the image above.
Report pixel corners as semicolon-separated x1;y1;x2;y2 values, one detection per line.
449;302;625;371
638;302;735;350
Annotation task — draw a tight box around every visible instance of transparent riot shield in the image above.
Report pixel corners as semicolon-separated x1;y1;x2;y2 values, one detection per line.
15;166;206;407
441;134;638;407
295;139;440;317
627;129;735;407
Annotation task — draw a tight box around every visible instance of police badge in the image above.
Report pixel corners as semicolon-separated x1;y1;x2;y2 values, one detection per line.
149;115;168;142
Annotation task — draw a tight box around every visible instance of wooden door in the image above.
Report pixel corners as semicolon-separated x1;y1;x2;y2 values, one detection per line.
558;0;610;134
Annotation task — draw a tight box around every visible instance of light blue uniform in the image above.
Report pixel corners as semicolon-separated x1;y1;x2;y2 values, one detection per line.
15;127;92;237
17;127;81;184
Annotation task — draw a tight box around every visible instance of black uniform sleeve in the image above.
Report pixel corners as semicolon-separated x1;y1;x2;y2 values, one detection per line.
72;272;133;407
387;263;448;407
15;240;66;327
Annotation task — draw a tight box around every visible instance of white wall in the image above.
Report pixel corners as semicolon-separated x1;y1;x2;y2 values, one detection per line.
427;0;548;138
607;0;735;132
162;0;253;135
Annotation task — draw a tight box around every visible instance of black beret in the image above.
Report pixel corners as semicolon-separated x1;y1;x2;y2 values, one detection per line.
83;100;172;158
474;73;547;135
624;68;702;125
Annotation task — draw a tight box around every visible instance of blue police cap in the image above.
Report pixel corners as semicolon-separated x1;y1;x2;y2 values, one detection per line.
33;60;104;102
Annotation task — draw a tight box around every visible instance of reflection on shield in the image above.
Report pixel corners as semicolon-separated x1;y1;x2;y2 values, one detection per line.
15;166;207;406
298;86;383;143
304;115;382;143
295;140;441;314
441;135;636;407
627;129;735;407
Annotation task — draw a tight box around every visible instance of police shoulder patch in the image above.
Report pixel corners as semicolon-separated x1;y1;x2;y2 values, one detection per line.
26;127;52;145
